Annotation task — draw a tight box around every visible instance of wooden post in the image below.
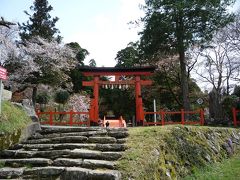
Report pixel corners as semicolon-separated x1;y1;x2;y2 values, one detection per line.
69;110;73;126
93;76;99;123
200;109;204;125
49;111;53;125
135;76;142;123
181;109;185;125
233;108;237;127
87;117;90;127
161;110;165;126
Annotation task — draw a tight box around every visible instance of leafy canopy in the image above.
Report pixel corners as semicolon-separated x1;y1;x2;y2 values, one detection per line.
140;0;236;59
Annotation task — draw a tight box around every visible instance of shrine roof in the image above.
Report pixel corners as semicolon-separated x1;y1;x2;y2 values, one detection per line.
78;66;155;76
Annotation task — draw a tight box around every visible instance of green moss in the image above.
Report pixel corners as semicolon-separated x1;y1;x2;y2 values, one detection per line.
117;125;240;180
0;129;21;150
0;101;32;150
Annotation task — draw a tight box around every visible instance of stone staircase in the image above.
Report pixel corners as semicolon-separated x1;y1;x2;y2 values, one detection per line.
0;125;128;179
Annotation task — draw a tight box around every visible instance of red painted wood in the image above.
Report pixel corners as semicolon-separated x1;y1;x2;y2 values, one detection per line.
233;108;237;127
93;76;99;123
82;81;94;86
181;109;185;125
82;71;153;76
82;80;152;87
135;76;142;122
37;110;90;127
49;111;53;125
200;109;204;125
143;109;204;126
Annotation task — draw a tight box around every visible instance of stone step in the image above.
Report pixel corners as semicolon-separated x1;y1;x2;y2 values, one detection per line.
0;158;52;168
1;148;123;160
23;136;118;144
107;131;129;138
10;143;96;151
0;156;118;169
69;149;122;161
88;136;117;144
7;143;126;152
40;125;104;134
53;158;116;169
23;166;65;179
30;130;108;139
30;129;129;140
40;125;128;134
0;167;25;179
117;138;127;144
23;136;88;144
61;167;121;180
0;166;121;180
0;149;71;159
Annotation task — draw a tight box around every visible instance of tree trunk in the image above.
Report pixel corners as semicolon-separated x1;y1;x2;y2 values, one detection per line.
209;89;224;123
179;50;190;111
176;12;190;111
32;86;37;108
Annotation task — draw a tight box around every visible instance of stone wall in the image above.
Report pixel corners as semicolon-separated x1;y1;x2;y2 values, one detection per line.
119;126;240;180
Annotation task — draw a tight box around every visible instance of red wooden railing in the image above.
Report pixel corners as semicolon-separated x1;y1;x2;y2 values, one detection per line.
36;110;90;127
233;108;240;127
143;109;204;126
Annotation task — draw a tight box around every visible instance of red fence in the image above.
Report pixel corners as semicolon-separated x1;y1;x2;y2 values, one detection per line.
233;108;240;127
143;109;204;126
36;110;90;127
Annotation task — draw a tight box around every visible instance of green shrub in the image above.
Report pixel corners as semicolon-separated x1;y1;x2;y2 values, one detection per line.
36;92;50;104
54;90;70;104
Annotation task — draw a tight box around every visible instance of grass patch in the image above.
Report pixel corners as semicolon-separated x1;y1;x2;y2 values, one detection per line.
0;101;31;134
183;153;240;180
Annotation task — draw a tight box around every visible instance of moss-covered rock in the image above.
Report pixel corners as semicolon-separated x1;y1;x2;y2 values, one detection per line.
117;126;240;180
0;130;21;150
0;101;39;150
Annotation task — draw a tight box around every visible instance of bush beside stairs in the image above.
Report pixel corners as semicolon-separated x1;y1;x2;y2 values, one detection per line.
0;125;129;180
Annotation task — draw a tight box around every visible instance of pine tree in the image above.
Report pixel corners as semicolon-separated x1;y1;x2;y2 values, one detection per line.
19;0;61;42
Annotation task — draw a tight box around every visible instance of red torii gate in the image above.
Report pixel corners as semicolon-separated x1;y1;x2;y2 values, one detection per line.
80;66;155;125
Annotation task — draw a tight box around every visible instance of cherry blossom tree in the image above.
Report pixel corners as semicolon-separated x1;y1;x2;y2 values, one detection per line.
0;25;19;65
67;94;90;121
5;35;76;105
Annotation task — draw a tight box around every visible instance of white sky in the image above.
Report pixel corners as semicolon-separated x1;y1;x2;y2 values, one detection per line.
0;0;145;67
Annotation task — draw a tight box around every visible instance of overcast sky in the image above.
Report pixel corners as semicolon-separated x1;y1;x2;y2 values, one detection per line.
0;0;145;67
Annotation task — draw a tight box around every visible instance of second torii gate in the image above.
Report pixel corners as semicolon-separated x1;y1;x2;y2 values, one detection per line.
80;66;155;125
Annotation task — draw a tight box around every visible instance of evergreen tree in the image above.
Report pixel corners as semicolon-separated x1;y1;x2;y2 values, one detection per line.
89;59;97;67
115;42;141;67
140;0;235;110
66;42;89;66
19;0;61;42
